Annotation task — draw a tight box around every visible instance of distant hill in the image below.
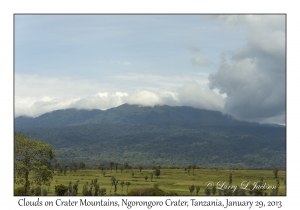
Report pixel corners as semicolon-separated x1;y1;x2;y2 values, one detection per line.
15;104;263;128
15;108;103;128
14;104;286;169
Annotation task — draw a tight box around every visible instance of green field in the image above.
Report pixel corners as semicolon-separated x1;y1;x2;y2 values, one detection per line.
16;168;286;196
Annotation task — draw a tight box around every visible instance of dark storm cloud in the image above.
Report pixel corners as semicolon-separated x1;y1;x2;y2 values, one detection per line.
208;15;286;124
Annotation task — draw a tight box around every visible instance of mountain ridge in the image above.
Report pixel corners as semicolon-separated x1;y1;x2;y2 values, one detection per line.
15;103;280;129
14;104;286;169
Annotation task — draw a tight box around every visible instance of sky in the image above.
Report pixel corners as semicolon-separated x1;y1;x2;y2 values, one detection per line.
14;14;286;124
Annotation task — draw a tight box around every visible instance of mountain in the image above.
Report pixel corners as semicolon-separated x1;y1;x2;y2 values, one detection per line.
15;108;103;129
14;104;286;169
15;104;260;128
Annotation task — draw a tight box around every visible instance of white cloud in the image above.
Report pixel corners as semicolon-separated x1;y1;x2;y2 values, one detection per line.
125;89;163;106
15;96;81;117
177;80;224;111
111;72;210;90
72;92;127;110
14;15;286;124
15;78;224;117
15;73;104;98
191;57;211;67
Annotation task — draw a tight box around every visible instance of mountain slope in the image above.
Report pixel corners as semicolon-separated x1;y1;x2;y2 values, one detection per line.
14;104;286;169
15;104;262;129
15;108;103;128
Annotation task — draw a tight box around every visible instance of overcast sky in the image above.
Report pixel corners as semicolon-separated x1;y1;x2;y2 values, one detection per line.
14;14;286;124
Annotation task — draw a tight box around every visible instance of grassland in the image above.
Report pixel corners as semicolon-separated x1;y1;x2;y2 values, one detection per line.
20;168;286;196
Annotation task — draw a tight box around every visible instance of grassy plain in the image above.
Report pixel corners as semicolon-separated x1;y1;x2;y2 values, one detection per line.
33;168;287;196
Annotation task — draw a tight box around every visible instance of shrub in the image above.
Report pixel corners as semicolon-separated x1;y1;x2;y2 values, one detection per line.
42;188;48;196
99;188;106;196
55;184;68;196
14;186;25;196
30;186;41;196
34;186;41;196
165;191;179;196
127;187;170;196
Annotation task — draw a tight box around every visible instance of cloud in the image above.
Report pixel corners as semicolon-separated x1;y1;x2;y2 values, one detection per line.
125;89;163;106
72;92;128;110
15;96;81;117
177;81;224;111
15;80;224;117
188;45;201;53
14;15;285;124
15;73;105;98
191;57;211;67
208;15;286;124
111;72;210;90
15;92;128;117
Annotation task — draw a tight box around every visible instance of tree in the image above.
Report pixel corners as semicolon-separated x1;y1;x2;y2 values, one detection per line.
154;167;161;179
55;184;67;196
92;178;100;196
187;165;192;175
120;181;125;194
192;164;197;176
82;182;91;196
14;133;56;195
125;182;131;194
145;175;148;182
54;162;67;175
74;162;78;172
233;186;239;196
273;167;279;178
66;181;79;196
110;162;114;172
196;186;200;195
72;180;79;195
138;165;143;173
205;187;211;196
248;184;254;196
111;176;118;193
54;162;63;175
212;186;217;195
124;162;129;172
229;173;232;185
67;181;73;195
69;162;78;172
99;163;105;172
99;188;106;196
63;164;68;175
115;162;119;172
189;184;195;195
79;162;86;170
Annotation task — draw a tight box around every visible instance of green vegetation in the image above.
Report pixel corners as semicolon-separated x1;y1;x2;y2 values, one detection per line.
15;104;286;169
16;123;285;169
14;167;286;196
14;133;56;196
14;105;286;196
13;133;286;196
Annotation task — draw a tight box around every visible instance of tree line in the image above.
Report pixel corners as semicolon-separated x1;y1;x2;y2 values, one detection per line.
14;133;284;196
